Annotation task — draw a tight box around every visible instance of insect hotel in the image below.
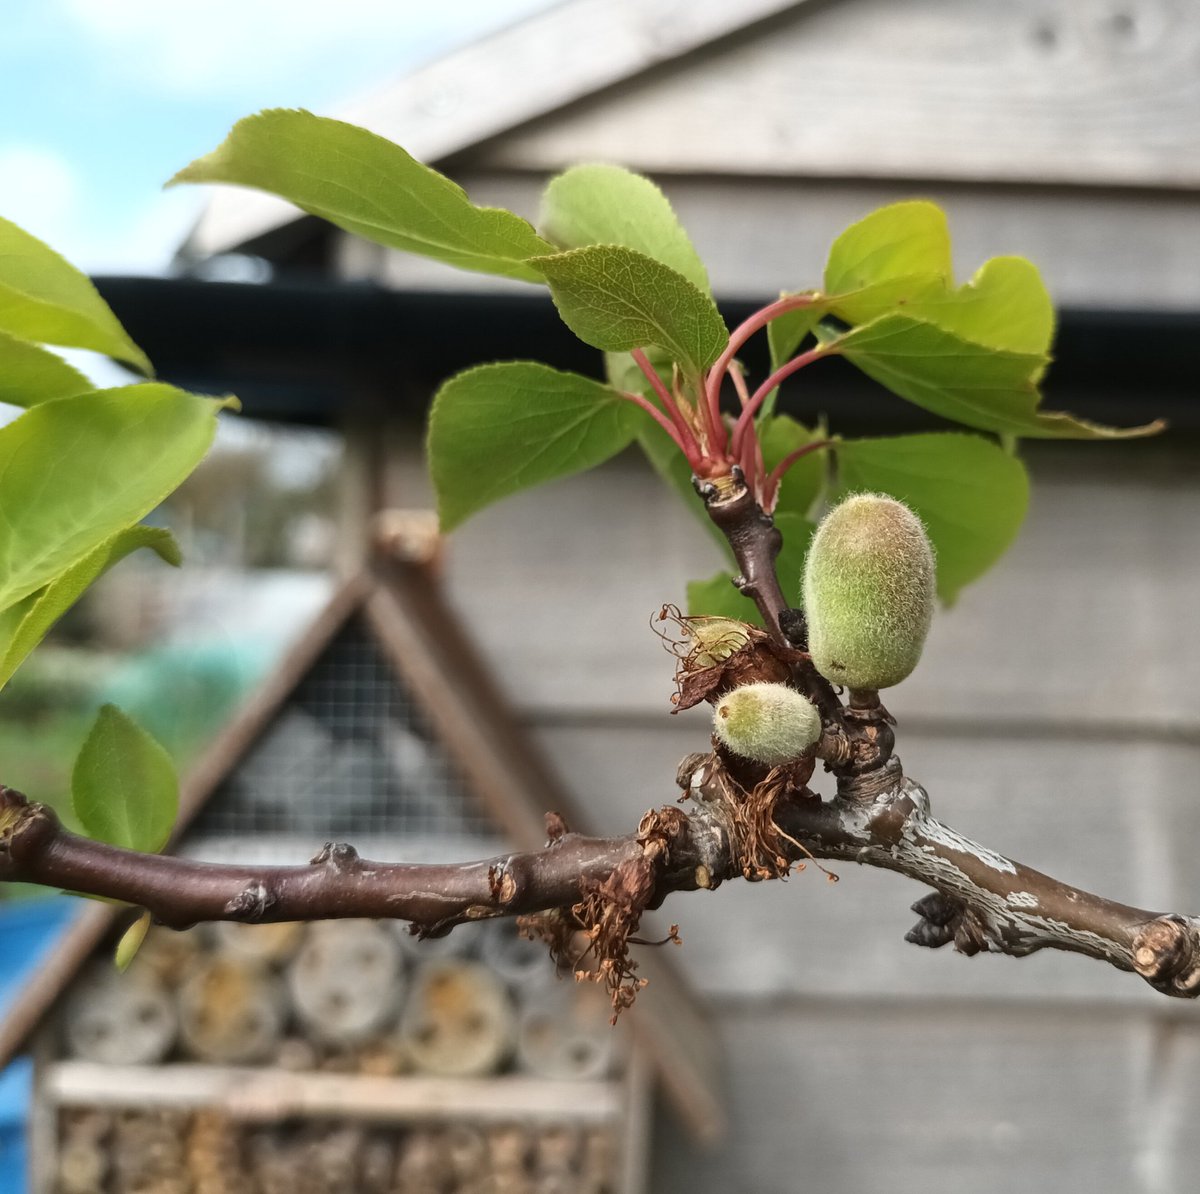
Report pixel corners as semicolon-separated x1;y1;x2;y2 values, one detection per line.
0;533;721;1193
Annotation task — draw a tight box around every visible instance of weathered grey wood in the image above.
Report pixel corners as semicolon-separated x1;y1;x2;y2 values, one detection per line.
424;444;1200;731
43;1061;626;1123
477;0;1200;191
346;168;1200;312
184;0;814;257
649;1002;1155;1193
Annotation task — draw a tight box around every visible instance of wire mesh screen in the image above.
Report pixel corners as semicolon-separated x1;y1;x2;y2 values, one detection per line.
189;617;500;850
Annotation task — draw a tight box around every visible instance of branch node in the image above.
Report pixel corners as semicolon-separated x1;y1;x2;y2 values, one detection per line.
911;891;962;927
0;786;59;868
222;881;276;923
309;842;359;871
487;863;519;907
544;811;569;844
1133;915;1200;995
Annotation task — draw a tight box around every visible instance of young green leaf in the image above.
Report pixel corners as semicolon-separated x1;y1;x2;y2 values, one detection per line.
828;315;1162;439
897;256;1054;355
634;421;729;552
759;415;827;519
0;217;152;375
114;912;152;972
72;705;179;853
0;385;230;612
0;527;180;689
823;201;952;327
834;433;1029;603
539;164;711;294
170;109;552;283
766;295;822;369
0;332;92;407
530;245;728;377
429;361;642;530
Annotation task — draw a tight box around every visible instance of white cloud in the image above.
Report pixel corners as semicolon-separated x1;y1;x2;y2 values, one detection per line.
0;145;81;250
0;142;202;276
62;0;556;98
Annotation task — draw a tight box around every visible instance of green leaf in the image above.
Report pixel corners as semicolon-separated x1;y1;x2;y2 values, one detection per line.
428;362;642;531
899;256;1054;355
530;245;728;377
834;433;1030;603
0;384;229;612
0;332;92;407
115;911;152;972
823;201;951;327
636;421;701;513
0;527;180;690
763;297;823;419
829;315;1162;439
759;415;827;520
539;164;711;294
766;296;822;368
636;421;732;549
72;705;179;853
170;110;552;283
0;216;151;374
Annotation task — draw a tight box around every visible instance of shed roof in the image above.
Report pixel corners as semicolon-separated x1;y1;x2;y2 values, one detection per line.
0;545;725;1142
180;0;1200;313
182;0;806;259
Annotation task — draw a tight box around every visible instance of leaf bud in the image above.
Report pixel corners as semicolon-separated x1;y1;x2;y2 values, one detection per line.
803;493;935;691
712;681;821;766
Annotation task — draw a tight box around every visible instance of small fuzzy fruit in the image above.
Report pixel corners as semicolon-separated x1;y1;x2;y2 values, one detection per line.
688;617;750;668
712;681;821;766
803;493;935;691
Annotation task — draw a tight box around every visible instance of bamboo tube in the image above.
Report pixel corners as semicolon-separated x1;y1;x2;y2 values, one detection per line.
398;959;515;1077
177;956;285;1064
213;919;305;964
286;920;404;1046
479;921;555;992
515;984;616;1081
63;963;177;1065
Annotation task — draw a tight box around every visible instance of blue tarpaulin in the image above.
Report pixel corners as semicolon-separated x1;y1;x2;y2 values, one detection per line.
0;898;79;1194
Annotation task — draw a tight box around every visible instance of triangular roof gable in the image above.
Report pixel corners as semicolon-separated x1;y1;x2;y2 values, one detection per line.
0;557;725;1140
183;0;808;258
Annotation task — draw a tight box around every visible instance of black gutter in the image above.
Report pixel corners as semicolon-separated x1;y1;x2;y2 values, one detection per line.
94;276;1198;434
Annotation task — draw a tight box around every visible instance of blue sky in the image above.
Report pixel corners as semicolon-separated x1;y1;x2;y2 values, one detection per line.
0;0;554;274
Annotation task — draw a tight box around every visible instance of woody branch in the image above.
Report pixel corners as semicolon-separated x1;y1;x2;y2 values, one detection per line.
0;475;1196;1002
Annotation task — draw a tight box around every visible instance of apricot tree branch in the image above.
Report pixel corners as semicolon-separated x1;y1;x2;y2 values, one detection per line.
2;760;1199;1002
695;471;842;719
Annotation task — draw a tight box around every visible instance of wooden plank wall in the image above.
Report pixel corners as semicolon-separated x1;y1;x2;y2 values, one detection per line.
471;0;1200;190
392;435;1200;1192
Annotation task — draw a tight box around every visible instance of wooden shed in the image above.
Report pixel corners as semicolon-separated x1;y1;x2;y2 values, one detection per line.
53;1;1200;1189
0;537;721;1193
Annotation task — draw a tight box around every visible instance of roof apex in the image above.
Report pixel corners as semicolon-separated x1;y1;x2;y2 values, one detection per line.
180;0;807;259
0;556;726;1139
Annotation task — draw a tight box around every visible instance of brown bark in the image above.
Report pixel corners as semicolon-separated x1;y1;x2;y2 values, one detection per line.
2;474;1195;1006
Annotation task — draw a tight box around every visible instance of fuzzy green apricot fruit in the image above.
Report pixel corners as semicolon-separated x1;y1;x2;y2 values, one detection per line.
803;493;935;691
712;681;822;766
